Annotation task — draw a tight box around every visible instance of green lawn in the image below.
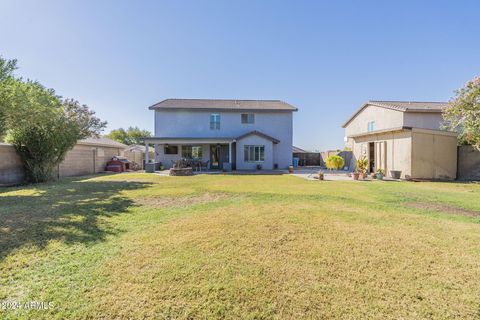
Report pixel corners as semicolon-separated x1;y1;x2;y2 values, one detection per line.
1;173;480;319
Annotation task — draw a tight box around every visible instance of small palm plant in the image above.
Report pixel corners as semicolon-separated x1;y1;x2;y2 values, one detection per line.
326;155;345;171
355;156;368;179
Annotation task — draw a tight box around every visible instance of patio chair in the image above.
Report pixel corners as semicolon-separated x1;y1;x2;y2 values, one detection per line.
200;160;209;172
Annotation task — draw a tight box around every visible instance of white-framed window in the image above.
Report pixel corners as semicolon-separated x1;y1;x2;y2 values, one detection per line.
244;145;265;162
210;113;220;130
241;113;255;124
182;145;203;159
367;121;376;132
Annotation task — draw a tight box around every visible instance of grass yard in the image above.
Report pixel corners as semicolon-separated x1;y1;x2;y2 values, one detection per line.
1;173;480;319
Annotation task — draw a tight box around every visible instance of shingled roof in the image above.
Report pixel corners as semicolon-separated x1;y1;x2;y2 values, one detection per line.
78;136;128;148
149;99;297;111
342;100;448;128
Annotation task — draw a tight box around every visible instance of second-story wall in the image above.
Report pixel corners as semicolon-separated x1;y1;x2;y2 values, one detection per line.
344;104;444;138
403;112;443;130
155;109;292;138
344;105;404;138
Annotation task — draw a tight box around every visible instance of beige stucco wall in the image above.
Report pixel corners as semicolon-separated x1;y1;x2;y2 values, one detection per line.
411;130;457;180
351;130;412;178
345;105;404;139
403;112;443;130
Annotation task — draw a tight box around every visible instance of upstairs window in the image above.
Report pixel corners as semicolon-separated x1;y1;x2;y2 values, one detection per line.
210;113;220;130
367;121;376;132
241;113;255;124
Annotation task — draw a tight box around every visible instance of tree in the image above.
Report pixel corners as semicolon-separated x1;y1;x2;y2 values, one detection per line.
5;81;106;182
1;56;107;182
106;126;152;145
443;76;480;150
0;56;18;136
325;155;345;170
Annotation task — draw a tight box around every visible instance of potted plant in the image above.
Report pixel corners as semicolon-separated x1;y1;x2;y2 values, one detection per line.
376;168;384;180
288;165;294;173
352;170;360;180
390;170;402;179
371;172;377;179
318;170;324;180
256;164;262;170
355;156;368;179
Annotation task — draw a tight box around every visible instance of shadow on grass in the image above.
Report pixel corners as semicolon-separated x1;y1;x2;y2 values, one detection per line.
0;176;152;261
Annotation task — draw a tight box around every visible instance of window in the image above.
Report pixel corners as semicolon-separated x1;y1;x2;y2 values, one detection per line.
367;121;376;132
210;113;220;130
241;113;255;124
164;145;178;154
182;145;203;159
244;145;265;162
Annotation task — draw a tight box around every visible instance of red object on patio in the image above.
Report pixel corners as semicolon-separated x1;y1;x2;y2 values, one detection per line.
106;156;130;173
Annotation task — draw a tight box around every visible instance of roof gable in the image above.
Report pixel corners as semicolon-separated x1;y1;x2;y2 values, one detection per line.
236;130;280;144
342;100;447;128
149;99;297;112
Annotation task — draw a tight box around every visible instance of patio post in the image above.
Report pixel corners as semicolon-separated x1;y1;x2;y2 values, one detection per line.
228;142;232;165
145;142;149;165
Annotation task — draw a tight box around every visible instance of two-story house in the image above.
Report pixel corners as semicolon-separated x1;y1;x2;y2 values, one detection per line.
342;100;458;180
143;99;297;170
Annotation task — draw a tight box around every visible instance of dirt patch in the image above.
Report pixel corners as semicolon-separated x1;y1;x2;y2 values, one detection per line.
134;192;233;209
407;202;480;217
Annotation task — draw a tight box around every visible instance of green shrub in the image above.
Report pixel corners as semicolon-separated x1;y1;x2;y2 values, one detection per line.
326;155;345;170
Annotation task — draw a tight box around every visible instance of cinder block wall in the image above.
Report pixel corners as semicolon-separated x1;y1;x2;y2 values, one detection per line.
458;145;480;181
0;144;24;185
0;143;125;185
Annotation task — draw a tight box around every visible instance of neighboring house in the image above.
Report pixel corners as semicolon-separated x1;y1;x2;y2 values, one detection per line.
124;144;154;165
143;99;297;170
342;100;458;180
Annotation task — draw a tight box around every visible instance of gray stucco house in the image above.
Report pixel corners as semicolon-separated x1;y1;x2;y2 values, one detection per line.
143;99;297;170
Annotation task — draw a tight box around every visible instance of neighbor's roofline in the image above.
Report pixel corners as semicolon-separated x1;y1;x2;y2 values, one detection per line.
341;100;447;128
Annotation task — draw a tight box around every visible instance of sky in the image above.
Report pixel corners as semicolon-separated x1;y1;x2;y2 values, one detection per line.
1;0;479;151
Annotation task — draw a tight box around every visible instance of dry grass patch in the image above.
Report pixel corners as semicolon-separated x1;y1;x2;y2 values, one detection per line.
134;192;233;209
407;201;480;217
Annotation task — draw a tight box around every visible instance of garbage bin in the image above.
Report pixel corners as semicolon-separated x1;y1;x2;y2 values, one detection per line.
293;157;300;168
223;162;232;172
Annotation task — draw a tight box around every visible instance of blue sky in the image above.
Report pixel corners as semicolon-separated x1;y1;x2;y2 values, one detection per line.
1;0;479;150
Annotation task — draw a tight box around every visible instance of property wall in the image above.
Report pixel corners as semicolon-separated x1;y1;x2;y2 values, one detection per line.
294;152;322;166
351;130;412;179
410;130;457;180
0;143;125;185
0;144;24;185
235;135;274;170
154;110;293;169
458;145;480;181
